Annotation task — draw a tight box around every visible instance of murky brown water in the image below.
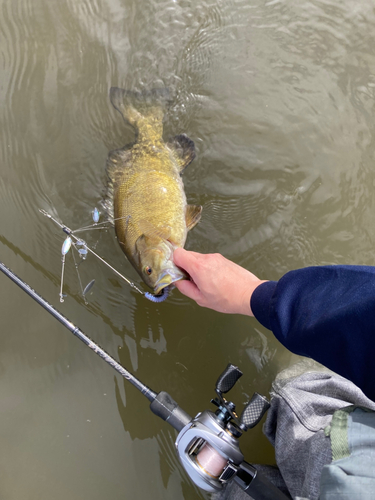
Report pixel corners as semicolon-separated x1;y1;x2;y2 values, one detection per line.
1;0;375;498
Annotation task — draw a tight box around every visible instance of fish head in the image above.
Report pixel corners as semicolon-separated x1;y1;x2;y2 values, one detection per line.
135;234;187;294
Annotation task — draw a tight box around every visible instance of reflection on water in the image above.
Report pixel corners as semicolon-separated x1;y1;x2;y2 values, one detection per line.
1;0;375;498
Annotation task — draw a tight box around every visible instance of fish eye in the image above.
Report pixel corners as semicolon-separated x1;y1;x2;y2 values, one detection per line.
144;266;153;275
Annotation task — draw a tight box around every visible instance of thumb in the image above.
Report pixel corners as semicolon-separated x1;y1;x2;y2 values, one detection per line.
173;247;197;273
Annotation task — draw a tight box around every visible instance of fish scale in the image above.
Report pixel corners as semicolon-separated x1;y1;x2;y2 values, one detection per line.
115;171;187;247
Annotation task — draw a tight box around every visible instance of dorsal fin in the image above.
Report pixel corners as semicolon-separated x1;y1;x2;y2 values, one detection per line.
103;146;132;225
106;147;133;181
167;134;196;173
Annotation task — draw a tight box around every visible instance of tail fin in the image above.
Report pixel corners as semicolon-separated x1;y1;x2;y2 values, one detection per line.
109;87;171;128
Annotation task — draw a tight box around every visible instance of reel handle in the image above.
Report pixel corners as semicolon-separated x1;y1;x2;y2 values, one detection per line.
216;364;242;393
240;393;270;430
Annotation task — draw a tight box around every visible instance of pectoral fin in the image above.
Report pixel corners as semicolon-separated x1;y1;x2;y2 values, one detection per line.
167;134;196;173
185;205;202;231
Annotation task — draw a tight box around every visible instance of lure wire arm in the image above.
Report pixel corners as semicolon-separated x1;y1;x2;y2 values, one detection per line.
39;209;145;296
59;253;67;302
71;248;88;305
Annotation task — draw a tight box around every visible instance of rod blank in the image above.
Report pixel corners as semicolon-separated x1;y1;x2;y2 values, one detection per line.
0;260;157;402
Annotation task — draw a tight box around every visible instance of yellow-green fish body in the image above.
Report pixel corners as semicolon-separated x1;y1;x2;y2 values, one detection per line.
106;87;202;295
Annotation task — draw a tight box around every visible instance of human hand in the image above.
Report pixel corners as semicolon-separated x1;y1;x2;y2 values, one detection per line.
173;248;266;315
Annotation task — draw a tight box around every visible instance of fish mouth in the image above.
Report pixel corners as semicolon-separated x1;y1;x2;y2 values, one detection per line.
154;268;187;295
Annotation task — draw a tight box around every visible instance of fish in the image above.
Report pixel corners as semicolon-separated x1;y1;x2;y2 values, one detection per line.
104;87;202;296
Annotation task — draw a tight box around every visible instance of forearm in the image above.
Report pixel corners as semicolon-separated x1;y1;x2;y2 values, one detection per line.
251;265;375;402
174;250;375;400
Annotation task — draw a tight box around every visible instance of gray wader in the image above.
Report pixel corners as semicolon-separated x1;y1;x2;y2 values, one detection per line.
213;361;375;500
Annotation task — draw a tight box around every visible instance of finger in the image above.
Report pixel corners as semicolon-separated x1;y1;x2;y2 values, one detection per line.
175;279;202;302
173;248;199;273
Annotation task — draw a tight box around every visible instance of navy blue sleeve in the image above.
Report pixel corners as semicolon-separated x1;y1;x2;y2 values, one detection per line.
250;266;375;402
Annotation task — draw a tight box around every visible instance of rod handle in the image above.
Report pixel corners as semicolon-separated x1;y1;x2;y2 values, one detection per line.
235;462;290;499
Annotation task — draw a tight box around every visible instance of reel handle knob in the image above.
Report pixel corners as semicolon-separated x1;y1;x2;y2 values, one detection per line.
240;393;270;430
215;364;242;394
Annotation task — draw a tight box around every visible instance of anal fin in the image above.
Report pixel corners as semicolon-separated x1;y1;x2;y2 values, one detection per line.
167;134;196;173
185;205;202;231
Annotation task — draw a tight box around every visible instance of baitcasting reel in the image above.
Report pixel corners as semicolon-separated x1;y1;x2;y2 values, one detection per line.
175;364;270;493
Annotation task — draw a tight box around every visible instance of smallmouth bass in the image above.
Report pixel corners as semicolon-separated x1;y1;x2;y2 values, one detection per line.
105;87;202;296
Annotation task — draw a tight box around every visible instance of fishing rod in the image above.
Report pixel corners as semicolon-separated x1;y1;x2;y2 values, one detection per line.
0;260;289;499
